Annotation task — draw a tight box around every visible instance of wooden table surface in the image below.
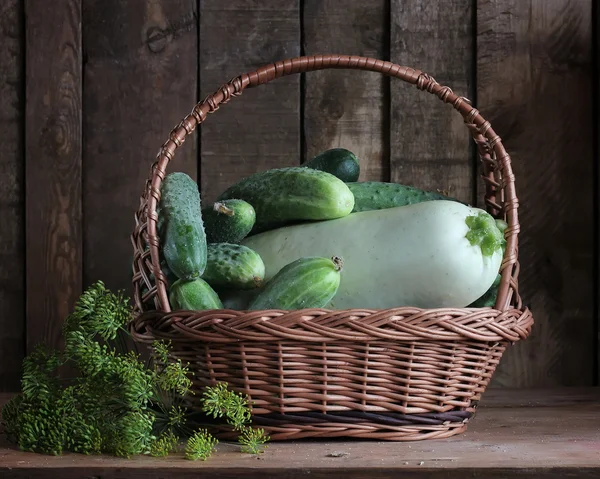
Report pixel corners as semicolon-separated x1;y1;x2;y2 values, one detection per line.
1;388;599;478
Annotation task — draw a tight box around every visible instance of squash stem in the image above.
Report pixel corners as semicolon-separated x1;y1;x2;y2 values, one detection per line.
331;256;344;272
465;212;505;257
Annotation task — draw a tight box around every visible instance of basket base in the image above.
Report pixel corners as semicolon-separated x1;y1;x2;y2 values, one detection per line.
209;409;474;441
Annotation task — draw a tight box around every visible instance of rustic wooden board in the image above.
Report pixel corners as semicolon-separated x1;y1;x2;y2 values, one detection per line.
24;0;82;353
477;0;595;387
1;389;599;478
199;0;301;204
82;0;198;293
0;0;24;391
303;0;389;180
390;1;475;204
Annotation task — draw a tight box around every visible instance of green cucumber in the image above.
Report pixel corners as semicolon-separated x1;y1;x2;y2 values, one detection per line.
158;172;207;280
216;167;355;234
219;287;262;310
347;181;455;212
169;278;223;310
303;148;360;182
248;256;343;310
203;243;265;290
203;199;256;244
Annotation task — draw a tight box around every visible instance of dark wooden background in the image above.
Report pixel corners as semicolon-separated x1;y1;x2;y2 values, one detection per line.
0;0;597;392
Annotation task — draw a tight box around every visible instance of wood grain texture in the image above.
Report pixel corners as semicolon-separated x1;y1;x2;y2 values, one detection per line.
199;0;301;204
477;0;595;387
303;0;389;181
1;389;599;478
0;0;24;391
82;0;198;293
390;1;474;204
25;0;82;353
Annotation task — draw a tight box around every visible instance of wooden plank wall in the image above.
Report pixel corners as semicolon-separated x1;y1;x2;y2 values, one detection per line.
0;0;596;391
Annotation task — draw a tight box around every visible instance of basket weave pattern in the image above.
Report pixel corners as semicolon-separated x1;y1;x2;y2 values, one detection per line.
130;55;533;441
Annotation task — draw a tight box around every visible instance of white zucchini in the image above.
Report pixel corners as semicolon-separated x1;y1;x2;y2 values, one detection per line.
241;200;504;309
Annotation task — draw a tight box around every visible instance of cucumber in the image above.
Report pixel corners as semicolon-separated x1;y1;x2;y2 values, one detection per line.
169;278;223;310
248;256;343;310
203;243;265;290
216;167;355;234
242;201;504;309
158;172;207;280
347;181;455;212
303;148;360;182
203;199;256;244
219;287;262;310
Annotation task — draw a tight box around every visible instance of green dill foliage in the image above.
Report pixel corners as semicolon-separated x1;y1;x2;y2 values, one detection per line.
150;430;179;457
0;280;269;460
0;281;191;457
185;429;218;461
238;426;270;455
202;382;251;429
201;382;269;454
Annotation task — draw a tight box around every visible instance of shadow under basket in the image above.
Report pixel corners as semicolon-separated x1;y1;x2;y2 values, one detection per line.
130;55;534;441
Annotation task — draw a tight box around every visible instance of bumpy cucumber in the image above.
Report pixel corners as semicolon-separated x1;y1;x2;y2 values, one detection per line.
248;256;343;310
158;172;207;280
203;199;256;244
347;181;455;212
216;167;355;234
169;278;223;310
203;243;265;290
303;148;360;182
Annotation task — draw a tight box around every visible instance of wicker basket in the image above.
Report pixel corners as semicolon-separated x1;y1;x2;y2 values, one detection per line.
130;55;534;441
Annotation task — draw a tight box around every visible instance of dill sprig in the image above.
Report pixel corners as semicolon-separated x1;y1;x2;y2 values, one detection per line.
185;429;218;461
238;425;270;455
202;382;251;430
0;280;269;460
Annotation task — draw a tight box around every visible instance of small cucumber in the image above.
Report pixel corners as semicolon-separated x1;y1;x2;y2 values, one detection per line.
347;181;455;212
158;172;207;280
203;243;265;290
248;256;343;310
169;278;223;310
303;148;360;182
216;167;355;234
203;199;256;244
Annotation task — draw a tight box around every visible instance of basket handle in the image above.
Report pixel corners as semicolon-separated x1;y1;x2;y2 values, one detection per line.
136;54;520;314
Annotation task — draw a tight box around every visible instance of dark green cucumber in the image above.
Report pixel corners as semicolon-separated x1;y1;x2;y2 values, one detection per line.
203;243;265;290
158;172;207;280
169;278;223;310
216;167;355;234
248;256;343;310
219;287;263;310
346;181;456;212
202;199;256;244
303;148;360;182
